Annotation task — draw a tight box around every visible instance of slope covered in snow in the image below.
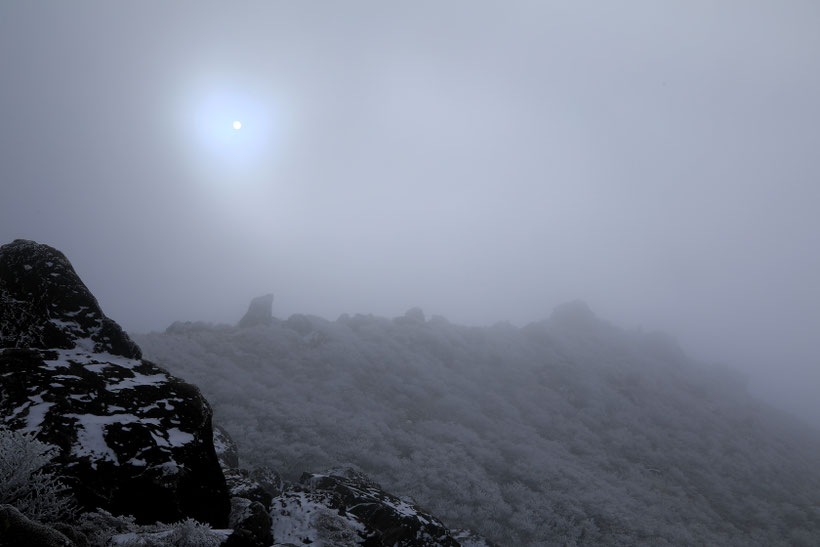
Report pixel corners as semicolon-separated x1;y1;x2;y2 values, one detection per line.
137;302;820;545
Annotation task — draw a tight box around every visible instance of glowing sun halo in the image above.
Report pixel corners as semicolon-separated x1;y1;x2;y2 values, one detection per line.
232;120;242;130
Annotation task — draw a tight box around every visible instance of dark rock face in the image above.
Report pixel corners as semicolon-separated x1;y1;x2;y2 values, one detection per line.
238;294;273;329
0;240;229;527
213;424;240;469
270;468;460;546
224;498;273;547
0;239;140;359
0;504;71;547
213;425;280;546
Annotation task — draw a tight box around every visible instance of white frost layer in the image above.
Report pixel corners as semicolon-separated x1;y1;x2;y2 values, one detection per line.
23;401;54;433
107;373;167;392
40;348;169;391
270;492;365;547
166;428;195;446
67;413;138;463
42;347;143;371
66;413;170;465
110;529;232;545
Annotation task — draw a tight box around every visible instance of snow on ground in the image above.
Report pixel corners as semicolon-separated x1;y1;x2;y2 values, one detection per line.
270;491;365;547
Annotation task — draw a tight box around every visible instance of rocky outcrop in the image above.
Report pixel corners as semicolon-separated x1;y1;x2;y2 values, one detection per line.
238;294;274;329
224;498;273;547
213;426;279;546
0;240;229;527
270;468;460;546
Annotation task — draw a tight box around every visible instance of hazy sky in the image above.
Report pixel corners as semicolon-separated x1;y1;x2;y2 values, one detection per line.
2;1;819;425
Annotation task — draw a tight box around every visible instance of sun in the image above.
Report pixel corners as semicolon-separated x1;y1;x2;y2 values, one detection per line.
232;120;242;130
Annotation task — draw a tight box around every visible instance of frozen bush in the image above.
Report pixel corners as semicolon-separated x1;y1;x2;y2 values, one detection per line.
0;425;75;522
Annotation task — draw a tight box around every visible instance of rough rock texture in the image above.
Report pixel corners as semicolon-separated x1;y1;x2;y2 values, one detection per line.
0;240;229;527
213;424;282;509
214;425;280;546
238;294;273;329
0;239;140;358
0;504;72;547
224;498;273;547
213;424;240;469
270;468;460;546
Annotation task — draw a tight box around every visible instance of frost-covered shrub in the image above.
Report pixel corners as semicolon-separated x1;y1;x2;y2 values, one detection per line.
77;511;224;547
137;312;820;546
0;425;75;522
73;509;138;547
161;518;224;547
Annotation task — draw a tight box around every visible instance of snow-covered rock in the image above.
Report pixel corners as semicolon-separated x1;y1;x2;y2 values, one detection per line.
270;468;460;546
0;239;140;358
0;240;229;527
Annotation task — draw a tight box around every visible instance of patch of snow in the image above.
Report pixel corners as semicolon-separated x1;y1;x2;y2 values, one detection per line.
24;401;54;433
167;428;195;446
381;496;429;523
73;337;98;353
50;318;79;330
270;491;365;547
151;431;171;448
66;413;140;464
5;401;31;422
155;461;181;475
107;373;167;392
63;306;88;317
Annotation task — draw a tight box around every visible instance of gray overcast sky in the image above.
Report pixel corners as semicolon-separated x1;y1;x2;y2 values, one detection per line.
2;1;819;425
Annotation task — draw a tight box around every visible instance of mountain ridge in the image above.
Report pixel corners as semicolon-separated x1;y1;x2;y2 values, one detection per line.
137;301;820;545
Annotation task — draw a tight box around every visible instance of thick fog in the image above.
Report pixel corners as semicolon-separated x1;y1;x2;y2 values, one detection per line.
1;2;818;425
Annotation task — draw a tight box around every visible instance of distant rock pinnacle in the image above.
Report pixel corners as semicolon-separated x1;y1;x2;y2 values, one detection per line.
238;293;274;328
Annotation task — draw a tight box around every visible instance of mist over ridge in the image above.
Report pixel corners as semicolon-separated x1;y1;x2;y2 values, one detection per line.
135;298;820;545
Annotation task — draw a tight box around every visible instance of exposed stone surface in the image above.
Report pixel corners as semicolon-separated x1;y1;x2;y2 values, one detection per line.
214;426;280;546
0;504;72;547
0;240;229;527
214;425;281;509
270;468;460;546
224;498;273;547
213;424;240;469
238;294;274;329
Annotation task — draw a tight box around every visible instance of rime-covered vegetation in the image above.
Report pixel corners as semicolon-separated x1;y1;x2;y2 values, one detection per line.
137;302;820;546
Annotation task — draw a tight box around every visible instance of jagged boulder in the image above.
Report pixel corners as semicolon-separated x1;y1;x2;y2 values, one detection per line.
238;294;273;329
213;424;240;469
270;468;460;546
224;498;273;547
213;425;282;546
0;240;229;527
0;239;140;358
